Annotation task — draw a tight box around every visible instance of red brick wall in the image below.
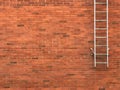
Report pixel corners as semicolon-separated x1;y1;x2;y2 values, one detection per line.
0;0;120;90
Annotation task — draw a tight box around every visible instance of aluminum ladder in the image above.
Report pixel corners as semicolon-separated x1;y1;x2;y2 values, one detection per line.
94;0;109;67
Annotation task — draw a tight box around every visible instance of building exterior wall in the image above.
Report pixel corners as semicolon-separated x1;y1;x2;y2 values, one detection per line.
0;0;120;89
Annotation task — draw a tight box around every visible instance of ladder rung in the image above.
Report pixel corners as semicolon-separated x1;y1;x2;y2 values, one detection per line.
96;62;107;64
96;20;107;22
96;11;107;13
96;2;107;5
96;36;107;38
96;53;108;55
96;45;107;46
96;28;107;30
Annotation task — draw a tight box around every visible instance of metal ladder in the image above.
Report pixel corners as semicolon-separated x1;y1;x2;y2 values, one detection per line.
94;0;109;67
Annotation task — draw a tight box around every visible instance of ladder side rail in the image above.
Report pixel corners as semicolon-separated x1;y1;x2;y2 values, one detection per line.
94;0;97;67
106;0;109;67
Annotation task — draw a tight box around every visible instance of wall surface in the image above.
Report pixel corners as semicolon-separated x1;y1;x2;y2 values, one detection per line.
0;0;120;90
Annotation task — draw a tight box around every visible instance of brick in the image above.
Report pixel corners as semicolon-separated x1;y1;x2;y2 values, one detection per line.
0;0;119;90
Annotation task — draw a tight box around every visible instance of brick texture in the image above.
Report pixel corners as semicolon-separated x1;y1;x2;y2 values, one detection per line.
0;0;120;90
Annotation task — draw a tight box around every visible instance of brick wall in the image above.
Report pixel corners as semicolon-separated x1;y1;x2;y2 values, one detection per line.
0;0;120;90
